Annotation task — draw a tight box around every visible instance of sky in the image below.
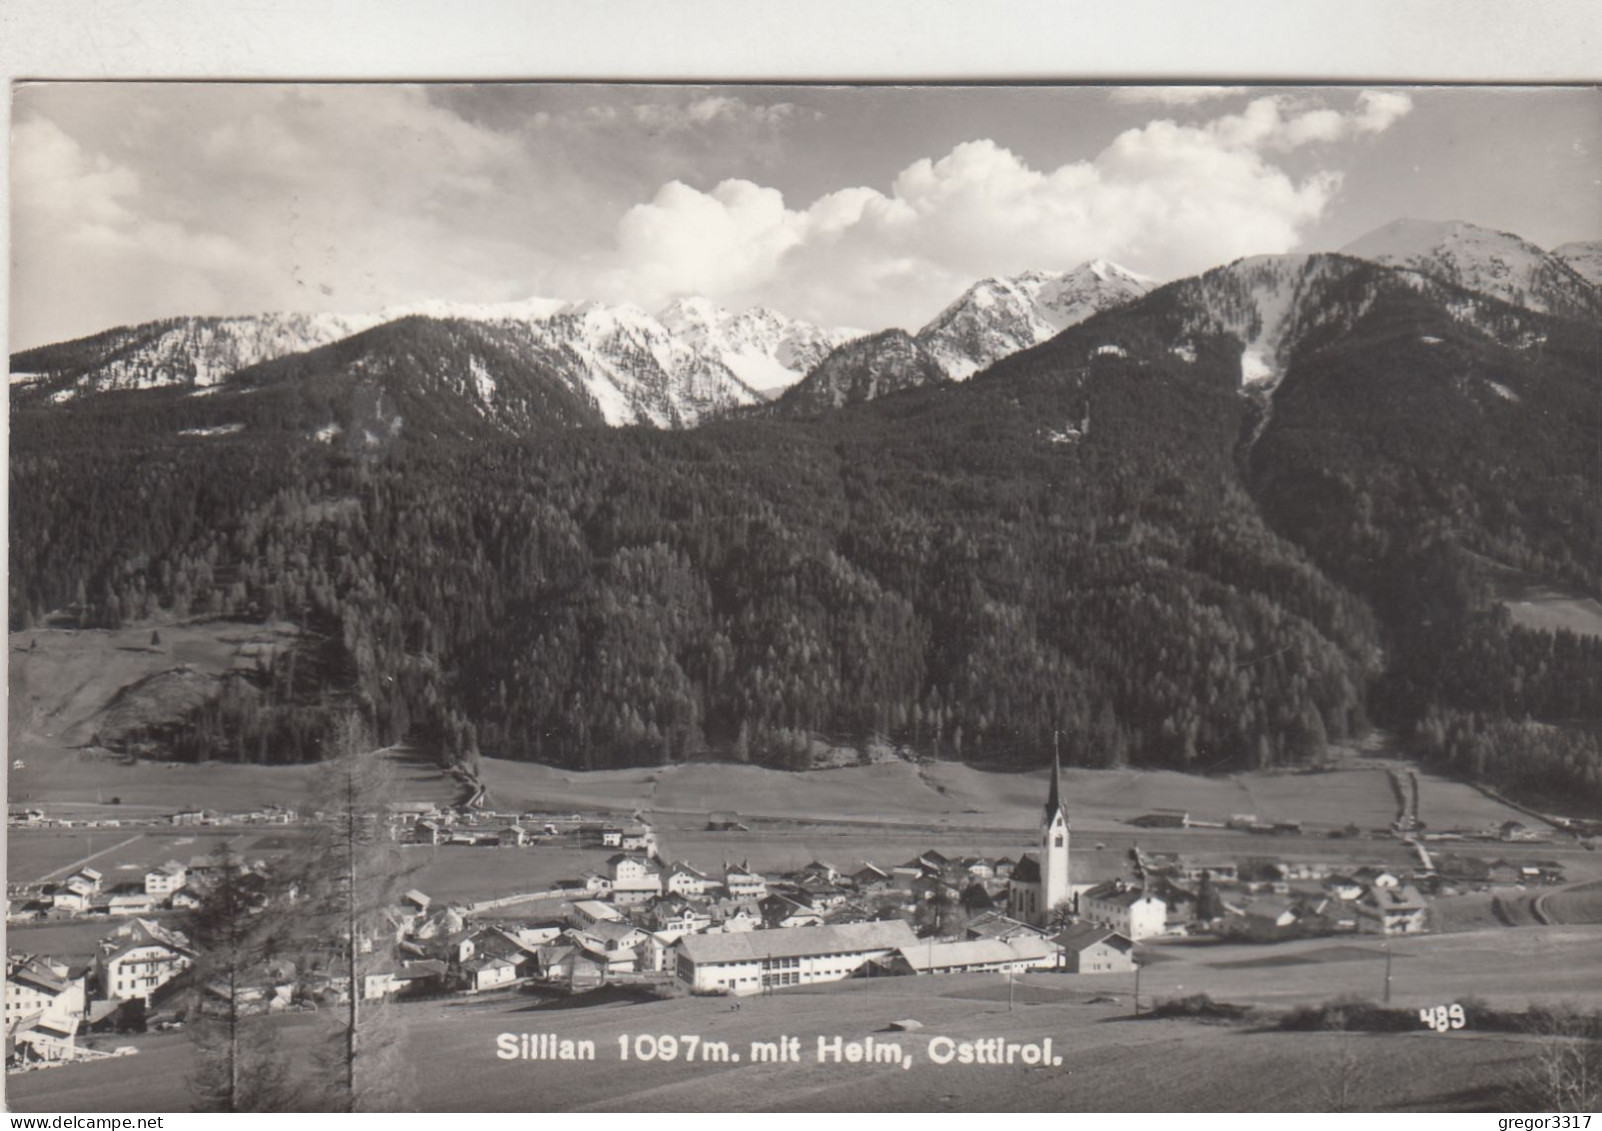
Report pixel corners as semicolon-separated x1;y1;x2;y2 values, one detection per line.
9;83;1600;350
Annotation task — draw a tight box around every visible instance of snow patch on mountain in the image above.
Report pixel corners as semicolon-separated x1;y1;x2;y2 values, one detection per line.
468;356;497;406
1174;254;1341;392
178;423;245;437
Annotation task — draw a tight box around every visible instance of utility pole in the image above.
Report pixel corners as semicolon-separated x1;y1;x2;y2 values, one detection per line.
1383;944;1392;1004
1133;956;1142;1017
1008;967;1015;1012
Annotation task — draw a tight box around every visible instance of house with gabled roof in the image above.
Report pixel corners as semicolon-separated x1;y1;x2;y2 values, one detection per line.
721;861;767;900
531;944;577;984
7;1011;81;1064
1356;884;1429;935
959;857;995;879
706;900;761;933
572;918;648;957
1079;881;1167;941
851;863;892;890
620;824;658;855
144;861;188;898
795;860;840;884
461;955;519;992
760;892;823;930
965;911;1047;942
94;918;194;1004
642;895;712;936
1054;923;1135;973
663;861;714;897
607;853;662;899
106;889;158;917
6;956;87;1035
571;900;624;928
410;904;466;942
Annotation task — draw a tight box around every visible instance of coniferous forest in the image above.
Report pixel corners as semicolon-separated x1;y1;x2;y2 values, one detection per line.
11;258;1602;806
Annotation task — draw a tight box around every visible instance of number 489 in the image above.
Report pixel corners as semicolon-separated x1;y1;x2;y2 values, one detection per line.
1419;1003;1466;1032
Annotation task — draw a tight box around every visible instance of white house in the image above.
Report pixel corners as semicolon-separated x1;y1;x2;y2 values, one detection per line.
663;862;714;897
144;862;188;899
95;919;195;1004
1078;882;1167;941
462;955;519;991
607;853;662;900
674;920;918;996
1356;884;1429;935
620;825;658;855
47;887;91;913
722;863;768;900
107;890;158;917
5;956;87;1033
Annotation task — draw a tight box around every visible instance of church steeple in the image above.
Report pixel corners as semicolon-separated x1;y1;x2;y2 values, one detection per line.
1045;731;1066;825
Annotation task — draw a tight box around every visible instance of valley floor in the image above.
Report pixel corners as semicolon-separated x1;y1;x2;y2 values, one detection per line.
11;931;1600;1113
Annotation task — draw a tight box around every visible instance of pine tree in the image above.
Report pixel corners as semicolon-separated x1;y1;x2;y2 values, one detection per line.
296;714;412;1112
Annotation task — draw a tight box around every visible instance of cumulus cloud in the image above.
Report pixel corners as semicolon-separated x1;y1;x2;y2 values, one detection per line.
12;117;267;347
575;91;1413;330
11;85;556;347
10;85;1417;349
1109;86;1249;106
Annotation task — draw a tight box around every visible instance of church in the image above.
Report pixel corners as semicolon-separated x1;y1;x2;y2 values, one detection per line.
1006;751;1072;927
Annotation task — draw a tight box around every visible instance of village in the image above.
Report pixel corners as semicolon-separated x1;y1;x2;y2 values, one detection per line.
4;756;1574;1072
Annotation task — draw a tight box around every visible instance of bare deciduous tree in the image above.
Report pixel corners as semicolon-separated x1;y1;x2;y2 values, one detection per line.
1518;1004;1602;1112
297;714;413;1112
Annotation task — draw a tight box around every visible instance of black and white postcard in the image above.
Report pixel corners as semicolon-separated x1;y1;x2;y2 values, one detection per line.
6;75;1601;1115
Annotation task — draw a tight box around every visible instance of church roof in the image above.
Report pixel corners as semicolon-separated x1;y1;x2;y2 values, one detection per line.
1045;747;1068;826
1011;853;1042;884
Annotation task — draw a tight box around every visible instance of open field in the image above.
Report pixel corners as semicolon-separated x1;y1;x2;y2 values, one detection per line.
9;618;297;749
1469;552;1602;641
1504;586;1602;640
6;963;1583;1113
1137;924;1602;1009
8;750;322;813
1236;768;1399;828
481;754;1537;837
7;827;310;885
1541;881;1602;926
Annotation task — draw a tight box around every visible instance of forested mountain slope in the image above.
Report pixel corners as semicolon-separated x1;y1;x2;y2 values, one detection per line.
11;250;1600;804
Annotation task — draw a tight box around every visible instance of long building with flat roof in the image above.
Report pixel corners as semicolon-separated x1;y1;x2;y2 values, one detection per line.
674;920;918;996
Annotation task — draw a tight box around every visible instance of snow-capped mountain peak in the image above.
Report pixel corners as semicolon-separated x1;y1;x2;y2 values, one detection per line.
1553;240;1602;288
378;295;572;324
1340;218;1598;320
653;298;857;397
916;259;1157;379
